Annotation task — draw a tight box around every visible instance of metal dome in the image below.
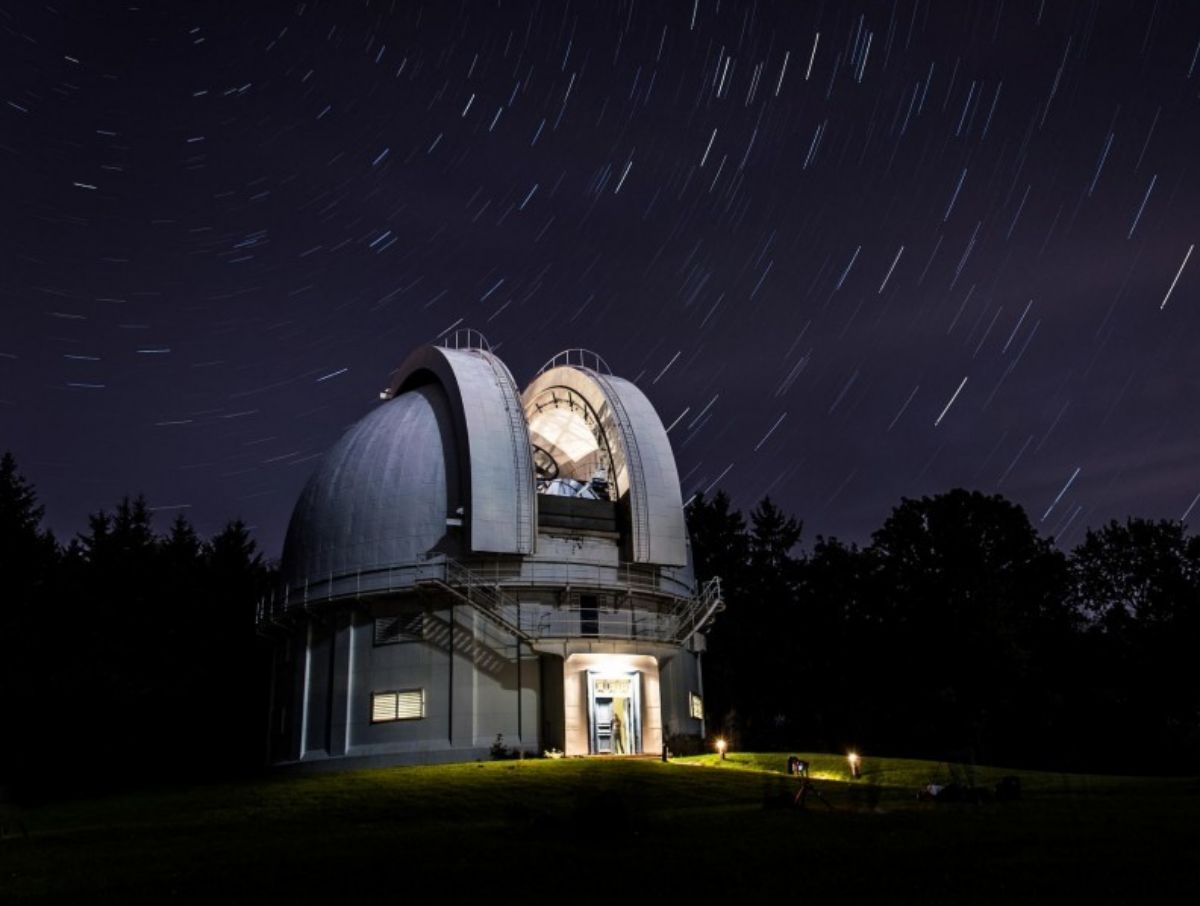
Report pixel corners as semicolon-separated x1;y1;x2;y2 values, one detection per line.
263;340;723;768
278;342;695;605
279;343;538;602
281;382;458;595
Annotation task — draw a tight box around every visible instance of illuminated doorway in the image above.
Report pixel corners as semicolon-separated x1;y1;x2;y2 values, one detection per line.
586;671;642;754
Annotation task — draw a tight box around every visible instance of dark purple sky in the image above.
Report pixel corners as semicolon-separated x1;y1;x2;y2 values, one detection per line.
4;1;1199;558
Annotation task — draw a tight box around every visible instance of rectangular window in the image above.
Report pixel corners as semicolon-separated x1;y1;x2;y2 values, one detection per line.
689;692;704;720
580;594;599;636
374;613;425;645
371;690;425;723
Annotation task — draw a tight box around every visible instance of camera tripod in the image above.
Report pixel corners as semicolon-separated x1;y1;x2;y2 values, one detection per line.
792;776;834;810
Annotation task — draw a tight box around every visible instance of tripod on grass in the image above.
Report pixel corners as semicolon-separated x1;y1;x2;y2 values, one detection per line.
792;776;834;810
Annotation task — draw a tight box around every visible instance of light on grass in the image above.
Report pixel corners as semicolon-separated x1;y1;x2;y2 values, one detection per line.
716;737;727;760
847;751;861;778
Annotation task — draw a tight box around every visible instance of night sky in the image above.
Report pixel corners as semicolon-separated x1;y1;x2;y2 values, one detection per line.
4;0;1199;558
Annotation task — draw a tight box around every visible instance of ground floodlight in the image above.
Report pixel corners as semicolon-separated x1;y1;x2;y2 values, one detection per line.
716;737;728;759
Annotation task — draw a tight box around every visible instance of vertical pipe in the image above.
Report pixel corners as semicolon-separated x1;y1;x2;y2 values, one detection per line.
344;611;356;753
299;620;312;759
516;635;523;744
264;641;277;766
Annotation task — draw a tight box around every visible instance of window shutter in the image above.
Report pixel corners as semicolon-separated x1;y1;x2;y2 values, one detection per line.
371;690;425;722
374;613;425;645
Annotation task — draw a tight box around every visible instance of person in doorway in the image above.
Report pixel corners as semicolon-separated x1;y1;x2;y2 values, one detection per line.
611;708;624;754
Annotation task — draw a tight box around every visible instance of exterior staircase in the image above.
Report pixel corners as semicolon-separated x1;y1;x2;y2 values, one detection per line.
419;557;530;641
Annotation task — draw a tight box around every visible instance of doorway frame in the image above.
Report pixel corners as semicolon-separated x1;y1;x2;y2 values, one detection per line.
585;669;642;754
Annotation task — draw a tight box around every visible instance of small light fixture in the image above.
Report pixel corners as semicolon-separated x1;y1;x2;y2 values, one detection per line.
716;737;727;760
847;751;861;779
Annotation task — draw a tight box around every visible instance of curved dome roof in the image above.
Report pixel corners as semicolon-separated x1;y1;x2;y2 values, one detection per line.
280;341;690;599
281;382;456;593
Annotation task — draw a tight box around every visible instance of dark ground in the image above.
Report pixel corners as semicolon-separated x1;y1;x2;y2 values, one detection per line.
2;754;1197;903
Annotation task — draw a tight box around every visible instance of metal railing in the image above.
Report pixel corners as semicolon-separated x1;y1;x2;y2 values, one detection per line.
528;575;722;643
438;327;492;351
666;576;724;643
426;557;528;640
536;348;613;376
257;557;723;646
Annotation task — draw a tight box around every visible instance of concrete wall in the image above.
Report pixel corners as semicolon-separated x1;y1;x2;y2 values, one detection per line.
266;631;304;763
275;598;541;765
539;655;565;751
657;648;704;741
269;601;706;767
469;614;541;751
350;605;453;758
303;618;332;756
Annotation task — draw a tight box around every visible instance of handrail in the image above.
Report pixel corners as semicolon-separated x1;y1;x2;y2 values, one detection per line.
435;557;528;640
439;327;492;351
256;556;723;646
668;576;724;643
536;348;613;376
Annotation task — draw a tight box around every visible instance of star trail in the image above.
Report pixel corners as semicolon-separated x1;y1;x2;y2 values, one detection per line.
3;0;1199;556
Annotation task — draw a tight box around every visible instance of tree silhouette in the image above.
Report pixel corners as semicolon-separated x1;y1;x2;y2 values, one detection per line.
686;492;750;745
796;535;872;752
0;454;58;789
0;452;276;800
1068;519;1200;767
864;490;1073;764
687;491;749;587
743;497;805;745
3;447;1197;792
748;497;802;573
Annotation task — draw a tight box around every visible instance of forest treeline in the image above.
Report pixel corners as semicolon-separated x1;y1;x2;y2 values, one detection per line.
2;451;1198;801
0;453;273;801
691;489;1200;774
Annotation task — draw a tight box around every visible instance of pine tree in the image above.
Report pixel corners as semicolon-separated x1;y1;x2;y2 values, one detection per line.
0;453;59;795
0;451;55;574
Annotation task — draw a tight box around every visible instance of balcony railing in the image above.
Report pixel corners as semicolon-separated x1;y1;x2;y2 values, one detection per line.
257;556;722;646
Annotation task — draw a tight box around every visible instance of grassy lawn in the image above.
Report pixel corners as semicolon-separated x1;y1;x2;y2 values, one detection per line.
2;753;1198;903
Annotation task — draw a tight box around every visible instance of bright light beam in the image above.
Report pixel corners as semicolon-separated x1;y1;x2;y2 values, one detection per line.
753;412;787;452
1041;466;1081;523
878;245;904;293
1181;490;1200;523
933;376;968;426
1160;244;1194;310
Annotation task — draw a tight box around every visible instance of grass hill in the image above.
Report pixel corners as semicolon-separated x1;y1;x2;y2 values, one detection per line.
2;753;1197;903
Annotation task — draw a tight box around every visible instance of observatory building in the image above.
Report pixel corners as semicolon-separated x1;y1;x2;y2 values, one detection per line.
260;333;722;767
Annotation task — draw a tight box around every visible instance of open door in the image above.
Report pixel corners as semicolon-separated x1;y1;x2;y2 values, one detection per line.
586;671;641;754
